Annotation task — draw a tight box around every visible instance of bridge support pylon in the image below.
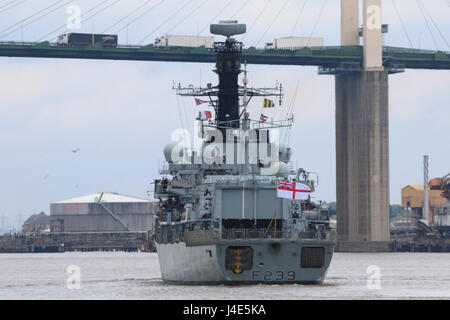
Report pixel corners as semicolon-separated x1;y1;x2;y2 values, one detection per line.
335;0;390;248
335;70;390;243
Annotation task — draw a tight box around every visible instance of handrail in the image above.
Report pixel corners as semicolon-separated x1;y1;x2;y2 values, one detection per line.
220;228;336;241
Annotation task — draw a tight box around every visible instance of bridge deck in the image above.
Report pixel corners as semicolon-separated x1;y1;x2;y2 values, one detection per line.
0;42;449;70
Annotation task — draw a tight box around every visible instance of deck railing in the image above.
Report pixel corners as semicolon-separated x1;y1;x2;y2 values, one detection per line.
220;228;336;241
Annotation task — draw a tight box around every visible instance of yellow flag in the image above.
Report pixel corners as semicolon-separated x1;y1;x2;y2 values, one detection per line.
263;98;275;108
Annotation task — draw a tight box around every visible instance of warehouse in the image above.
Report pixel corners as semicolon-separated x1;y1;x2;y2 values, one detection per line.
401;184;447;224
50;192;158;232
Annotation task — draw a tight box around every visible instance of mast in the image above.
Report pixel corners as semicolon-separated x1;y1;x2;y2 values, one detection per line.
243;62;248;112
214;36;242;126
174;21;284;133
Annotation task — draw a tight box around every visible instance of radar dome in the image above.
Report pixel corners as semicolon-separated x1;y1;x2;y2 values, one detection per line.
164;142;184;164
261;162;290;179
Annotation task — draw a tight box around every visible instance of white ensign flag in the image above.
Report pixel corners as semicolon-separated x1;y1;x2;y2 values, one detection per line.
277;178;311;200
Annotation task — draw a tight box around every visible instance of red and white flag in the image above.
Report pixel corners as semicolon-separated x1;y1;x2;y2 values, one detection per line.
200;110;212;120
277;178;311;200
195;98;208;106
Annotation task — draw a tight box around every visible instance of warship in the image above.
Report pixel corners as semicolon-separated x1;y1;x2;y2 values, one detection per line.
153;21;336;284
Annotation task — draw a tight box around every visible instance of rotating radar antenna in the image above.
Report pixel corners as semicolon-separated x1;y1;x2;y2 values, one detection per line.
210;20;246;39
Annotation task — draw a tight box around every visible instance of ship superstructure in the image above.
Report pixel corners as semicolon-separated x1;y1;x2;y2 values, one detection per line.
153;21;336;284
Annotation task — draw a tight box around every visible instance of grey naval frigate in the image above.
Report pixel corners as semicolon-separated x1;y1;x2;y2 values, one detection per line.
153;21;336;284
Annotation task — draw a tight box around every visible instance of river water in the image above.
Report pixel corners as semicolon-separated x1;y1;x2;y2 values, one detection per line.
0;252;449;300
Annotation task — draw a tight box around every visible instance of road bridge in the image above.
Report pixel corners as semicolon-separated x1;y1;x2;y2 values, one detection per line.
0;42;449;70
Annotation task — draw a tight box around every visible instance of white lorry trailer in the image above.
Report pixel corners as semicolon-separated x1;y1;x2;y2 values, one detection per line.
155;35;215;49
265;37;324;50
57;33;118;47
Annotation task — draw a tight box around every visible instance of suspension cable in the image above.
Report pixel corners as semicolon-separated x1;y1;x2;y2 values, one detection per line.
198;0;233;35
230;0;249;19
0;0;20;11
102;0;154;33
241;0;273;42
55;0;122;41
391;0;414;48
164;0;209;36
0;0;74;40
114;0;165;34
0;0;26;14
81;0;122;23
416;0;439;50
291;0;308;37
255;0;291;48
306;0;327;47
418;0;450;51
137;0;194;45
0;0;66;36
35;0;111;42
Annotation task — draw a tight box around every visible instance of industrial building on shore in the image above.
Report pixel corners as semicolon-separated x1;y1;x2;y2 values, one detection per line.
50;192;158;233
23;212;51;233
402;182;448;225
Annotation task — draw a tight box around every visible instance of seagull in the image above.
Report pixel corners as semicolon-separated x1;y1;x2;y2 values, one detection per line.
72;148;80;153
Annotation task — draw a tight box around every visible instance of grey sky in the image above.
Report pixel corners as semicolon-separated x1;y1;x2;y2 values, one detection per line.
0;0;449;229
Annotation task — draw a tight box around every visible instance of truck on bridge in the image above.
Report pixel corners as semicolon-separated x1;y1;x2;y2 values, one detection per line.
265;37;324;50
57;33;118;48
155;35;215;49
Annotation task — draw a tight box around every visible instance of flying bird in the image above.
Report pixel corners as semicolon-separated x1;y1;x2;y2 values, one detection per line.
72;148;80;153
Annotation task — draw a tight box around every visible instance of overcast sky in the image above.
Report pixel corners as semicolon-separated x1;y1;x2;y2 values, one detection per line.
0;0;449;229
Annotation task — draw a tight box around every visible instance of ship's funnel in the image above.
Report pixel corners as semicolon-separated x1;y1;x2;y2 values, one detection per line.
210;20;246;38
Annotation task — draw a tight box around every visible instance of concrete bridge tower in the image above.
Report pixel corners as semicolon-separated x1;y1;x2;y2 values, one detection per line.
336;0;390;245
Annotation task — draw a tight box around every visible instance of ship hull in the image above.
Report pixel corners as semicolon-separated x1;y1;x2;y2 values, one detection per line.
156;240;334;285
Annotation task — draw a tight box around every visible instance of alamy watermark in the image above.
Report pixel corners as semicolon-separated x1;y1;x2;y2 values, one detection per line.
66;5;81;30
366;4;381;30
168;127;281;170
66;265;81;290
366;265;382;290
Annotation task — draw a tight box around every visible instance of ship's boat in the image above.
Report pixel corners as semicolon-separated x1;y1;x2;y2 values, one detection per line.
153;21;336;284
